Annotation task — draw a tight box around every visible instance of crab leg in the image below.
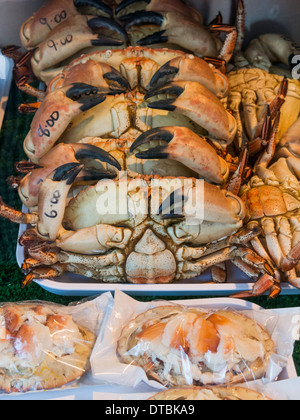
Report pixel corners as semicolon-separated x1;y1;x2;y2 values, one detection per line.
231;274;281;299
22;265;68;287
176;225;262;262
28;246;125;268
145;81;237;145
24;83;113;162
130;126;229;185
277;117;300;159
148;55;229;98
54;224;132;254
178;246;274;280
0;197;38;226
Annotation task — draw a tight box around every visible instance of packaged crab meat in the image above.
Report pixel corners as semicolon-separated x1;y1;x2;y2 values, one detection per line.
0;292;113;394
91;291;300;389
148;386;271;401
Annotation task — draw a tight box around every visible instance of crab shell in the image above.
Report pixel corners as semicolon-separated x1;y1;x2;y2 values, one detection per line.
228;68;300;140
58;177;246;283
117;306;274;387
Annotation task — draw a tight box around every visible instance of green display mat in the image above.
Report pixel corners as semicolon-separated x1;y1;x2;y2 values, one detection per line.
1;80;300;374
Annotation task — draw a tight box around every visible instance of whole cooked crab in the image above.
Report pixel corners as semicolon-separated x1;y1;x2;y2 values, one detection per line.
233;0;300;78
0;45;279;296
5;0;237;89
0;161;274;293
231;108;300;297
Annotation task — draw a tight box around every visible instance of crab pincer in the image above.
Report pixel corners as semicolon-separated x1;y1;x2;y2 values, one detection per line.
145;81;237;145
48;60;131;94
37;163;83;241
24;83;119;162
115;0;202;22
122;11;236;60
31;14;126;76
130;126;229;185
21;0;114;49
148;55;229;98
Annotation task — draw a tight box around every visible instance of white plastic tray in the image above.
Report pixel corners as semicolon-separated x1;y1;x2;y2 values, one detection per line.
17;223;298;297
0;297;298;400
0;52;13;131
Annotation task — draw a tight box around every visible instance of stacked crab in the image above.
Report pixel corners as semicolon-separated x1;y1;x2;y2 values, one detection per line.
0;0;299;298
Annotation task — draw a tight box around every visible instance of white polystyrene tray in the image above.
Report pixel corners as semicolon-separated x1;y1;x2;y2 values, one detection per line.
0;297;298;400
0;52;13;131
17;223;299;297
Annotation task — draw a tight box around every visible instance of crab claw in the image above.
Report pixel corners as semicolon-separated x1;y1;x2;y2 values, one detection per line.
24;83;112;163
86;16;128;40
20;0;114;49
37;163;83;241
72;143;121;170
145;81;237;145
48;60;131;94
74;0;113;18
123;11;222;57
130;126;229;185
116;0;202;22
19;143;121;209
148;55;229;98
31;14;124;76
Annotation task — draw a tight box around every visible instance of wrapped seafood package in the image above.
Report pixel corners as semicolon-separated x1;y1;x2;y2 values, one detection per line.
0;292;114;394
91;291;300;390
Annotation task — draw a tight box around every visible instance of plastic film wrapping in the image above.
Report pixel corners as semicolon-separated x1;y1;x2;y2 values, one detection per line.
91;291;300;391
0;292;113;394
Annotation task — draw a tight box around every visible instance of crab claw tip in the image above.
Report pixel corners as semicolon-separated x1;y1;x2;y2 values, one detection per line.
74;0;113;18
73;143;121;171
52;163;83;185
130;127;174;153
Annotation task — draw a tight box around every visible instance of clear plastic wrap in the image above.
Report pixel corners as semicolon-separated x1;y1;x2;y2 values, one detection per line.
91;291;300;390
148;386;271;401
0;292;113;394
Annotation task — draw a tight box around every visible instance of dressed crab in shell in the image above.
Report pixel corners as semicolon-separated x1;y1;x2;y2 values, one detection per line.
7;0;237;89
